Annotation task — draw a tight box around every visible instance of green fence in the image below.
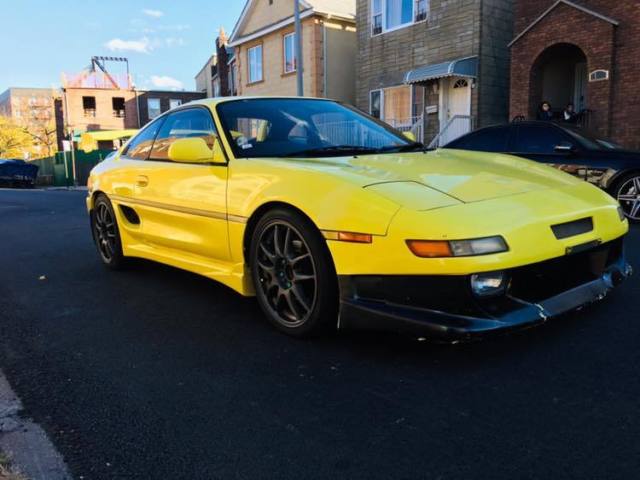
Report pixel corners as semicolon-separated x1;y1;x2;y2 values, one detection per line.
50;150;112;187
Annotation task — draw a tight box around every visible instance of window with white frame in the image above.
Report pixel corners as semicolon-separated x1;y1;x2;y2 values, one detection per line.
213;77;221;97
370;86;412;127
169;98;182;109
372;0;429;35
247;45;263;83
147;98;161;119
283;33;297;74
370;90;382;118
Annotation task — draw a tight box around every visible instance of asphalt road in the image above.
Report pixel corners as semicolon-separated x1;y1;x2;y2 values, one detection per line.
1;188;639;480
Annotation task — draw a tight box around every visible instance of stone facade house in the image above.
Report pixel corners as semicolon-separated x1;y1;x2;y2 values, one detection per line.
228;0;357;104
509;0;640;149
356;0;513;146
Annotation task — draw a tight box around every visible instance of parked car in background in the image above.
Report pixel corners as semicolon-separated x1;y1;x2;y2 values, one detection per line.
87;98;630;341
0;159;38;188
444;121;640;221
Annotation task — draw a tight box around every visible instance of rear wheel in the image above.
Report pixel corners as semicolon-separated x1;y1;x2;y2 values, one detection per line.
91;194;127;269
249;209;338;337
613;173;640;222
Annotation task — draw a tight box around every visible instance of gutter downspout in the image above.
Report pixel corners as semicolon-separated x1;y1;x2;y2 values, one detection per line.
323;23;328;98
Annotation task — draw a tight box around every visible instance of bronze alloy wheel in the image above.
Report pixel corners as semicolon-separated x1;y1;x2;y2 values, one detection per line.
255;221;318;328
250;208;338;337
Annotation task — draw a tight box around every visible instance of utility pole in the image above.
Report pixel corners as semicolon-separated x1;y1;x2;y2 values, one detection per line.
294;0;304;96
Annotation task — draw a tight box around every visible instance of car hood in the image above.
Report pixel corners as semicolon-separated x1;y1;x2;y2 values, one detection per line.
276;149;580;209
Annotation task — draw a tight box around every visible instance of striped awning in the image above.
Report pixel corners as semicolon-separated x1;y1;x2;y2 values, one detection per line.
404;56;478;84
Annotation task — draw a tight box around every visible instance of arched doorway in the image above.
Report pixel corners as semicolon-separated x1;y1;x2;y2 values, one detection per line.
529;43;588;117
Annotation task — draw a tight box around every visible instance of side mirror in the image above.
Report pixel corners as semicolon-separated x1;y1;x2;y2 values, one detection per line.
403;131;416;142
167;137;225;164
554;142;576;154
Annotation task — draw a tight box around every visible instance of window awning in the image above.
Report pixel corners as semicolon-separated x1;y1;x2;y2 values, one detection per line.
404;56;478;84
75;129;139;153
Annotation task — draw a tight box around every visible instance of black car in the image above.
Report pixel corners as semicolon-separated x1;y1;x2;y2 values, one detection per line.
444;121;640;221
0;159;38;188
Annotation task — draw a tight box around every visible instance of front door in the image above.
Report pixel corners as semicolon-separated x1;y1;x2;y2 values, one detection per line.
440;78;472;145
132;107;230;262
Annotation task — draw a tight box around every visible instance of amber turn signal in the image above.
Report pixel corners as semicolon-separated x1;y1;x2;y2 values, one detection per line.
323;231;373;243
406;240;453;258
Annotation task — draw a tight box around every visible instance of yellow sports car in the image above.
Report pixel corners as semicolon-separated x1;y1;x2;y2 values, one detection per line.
87;97;632;339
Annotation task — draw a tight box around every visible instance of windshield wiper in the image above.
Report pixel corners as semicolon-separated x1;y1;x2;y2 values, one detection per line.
377;142;432;153
280;145;381;157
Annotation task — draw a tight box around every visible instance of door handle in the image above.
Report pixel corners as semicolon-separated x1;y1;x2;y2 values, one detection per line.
136;175;149;187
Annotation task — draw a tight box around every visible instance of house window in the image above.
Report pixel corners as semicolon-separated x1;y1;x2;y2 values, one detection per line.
213;78;221;97
372;0;429;35
370;86;412;127
247;45;263;83
229;62;238;96
112;97;125;118
415;0;428;21
82;96;96;117
169;98;182;109
147;98;161;119
370;90;382;118
283;33;297;73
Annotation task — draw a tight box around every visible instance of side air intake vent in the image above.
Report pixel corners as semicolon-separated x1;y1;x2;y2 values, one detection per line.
119;205;140;225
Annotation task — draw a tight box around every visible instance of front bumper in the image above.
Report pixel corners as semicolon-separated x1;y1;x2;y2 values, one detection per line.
337;238;632;340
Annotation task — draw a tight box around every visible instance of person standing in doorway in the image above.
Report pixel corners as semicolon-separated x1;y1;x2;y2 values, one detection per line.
537;101;554;121
562;103;578;124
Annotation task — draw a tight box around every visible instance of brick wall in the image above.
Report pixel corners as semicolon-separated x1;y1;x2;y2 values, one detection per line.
64;88;138;132
511;0;640;148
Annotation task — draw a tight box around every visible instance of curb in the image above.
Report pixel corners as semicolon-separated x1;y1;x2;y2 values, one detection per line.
0;371;71;480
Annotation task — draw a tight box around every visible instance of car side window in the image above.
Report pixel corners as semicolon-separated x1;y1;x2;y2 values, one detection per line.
447;127;510;152
513;125;570;154
122;117;165;160
149;108;217;161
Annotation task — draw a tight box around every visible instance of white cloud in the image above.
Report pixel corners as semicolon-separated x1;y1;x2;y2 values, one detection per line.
150;75;184;90
142;9;164;18
105;37;152;54
165;37;186;47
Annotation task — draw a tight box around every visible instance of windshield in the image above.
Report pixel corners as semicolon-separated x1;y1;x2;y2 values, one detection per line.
564;127;624;151
216;98;419;158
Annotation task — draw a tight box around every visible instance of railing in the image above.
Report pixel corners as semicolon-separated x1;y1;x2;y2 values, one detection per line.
384;115;426;143
428;115;474;148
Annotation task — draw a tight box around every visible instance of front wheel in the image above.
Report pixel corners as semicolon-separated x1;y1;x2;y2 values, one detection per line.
613;173;640;222
249;209;339;337
91;194;127;269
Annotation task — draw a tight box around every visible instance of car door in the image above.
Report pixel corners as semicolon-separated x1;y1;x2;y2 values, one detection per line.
509;123;589;180
131;106;230;261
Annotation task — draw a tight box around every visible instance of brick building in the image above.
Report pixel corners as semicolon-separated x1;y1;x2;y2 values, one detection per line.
0;87;59;158
356;0;513;146
509;0;640;149
135;90;206;125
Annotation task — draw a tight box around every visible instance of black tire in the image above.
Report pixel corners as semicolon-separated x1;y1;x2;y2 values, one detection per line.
612;172;640;223
249;208;339;337
91;194;127;269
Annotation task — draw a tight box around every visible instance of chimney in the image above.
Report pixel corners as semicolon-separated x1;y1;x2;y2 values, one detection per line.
216;27;231;96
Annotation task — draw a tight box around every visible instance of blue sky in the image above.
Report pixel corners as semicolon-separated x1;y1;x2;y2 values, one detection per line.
0;0;245;93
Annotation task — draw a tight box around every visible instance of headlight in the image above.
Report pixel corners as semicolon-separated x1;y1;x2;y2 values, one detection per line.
471;271;508;297
406;236;508;258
